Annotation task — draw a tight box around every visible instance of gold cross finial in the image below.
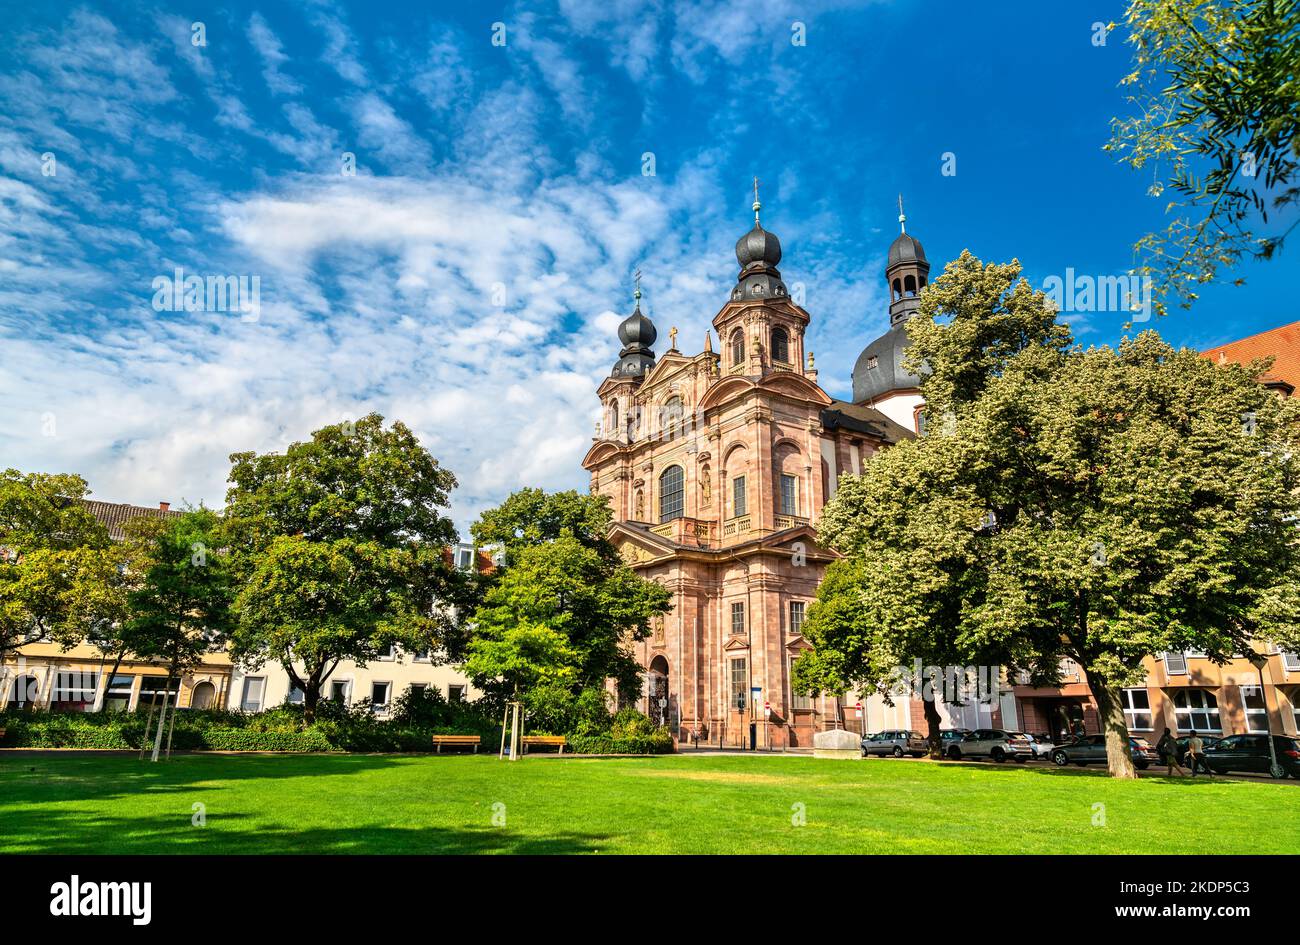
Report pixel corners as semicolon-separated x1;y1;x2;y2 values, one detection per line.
752;176;761;224
669;326;678;349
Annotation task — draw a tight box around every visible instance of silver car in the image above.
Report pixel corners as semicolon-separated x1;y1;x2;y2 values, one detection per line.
946;728;1035;762
862;729;928;758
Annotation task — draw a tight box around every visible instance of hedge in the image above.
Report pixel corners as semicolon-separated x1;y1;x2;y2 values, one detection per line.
566;730;674;755
0;703;671;755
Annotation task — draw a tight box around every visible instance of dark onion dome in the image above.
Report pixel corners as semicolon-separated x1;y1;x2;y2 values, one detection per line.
735;223;782;269
611;304;657;378
888;232;927;267
852;320;925;405
731;222;789;302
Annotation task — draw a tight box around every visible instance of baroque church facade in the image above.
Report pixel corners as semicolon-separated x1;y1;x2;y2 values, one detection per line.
582;196;932;749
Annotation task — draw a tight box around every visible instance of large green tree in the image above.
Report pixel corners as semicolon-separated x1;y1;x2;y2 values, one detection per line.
127;508;233;757
838;251;1300;778
793;433;996;759
0;470;115;662
225;414;465;720
1107;0;1300;316
464;490;670;730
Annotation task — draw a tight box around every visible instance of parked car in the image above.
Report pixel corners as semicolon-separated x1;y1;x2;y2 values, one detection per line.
1203;734;1300;778
1018;732;1053;760
1050;734;1160;769
946;729;1035;762
940;728;971;748
862;729;928;758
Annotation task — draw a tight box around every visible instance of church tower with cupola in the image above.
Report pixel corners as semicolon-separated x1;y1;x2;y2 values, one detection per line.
582;186;912;749
852;197;930;435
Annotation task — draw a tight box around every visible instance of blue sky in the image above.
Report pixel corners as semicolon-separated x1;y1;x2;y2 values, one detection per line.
1;0;1295;534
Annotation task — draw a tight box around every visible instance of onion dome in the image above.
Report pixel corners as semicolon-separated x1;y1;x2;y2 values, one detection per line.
610;284;657;379
730;181;788;302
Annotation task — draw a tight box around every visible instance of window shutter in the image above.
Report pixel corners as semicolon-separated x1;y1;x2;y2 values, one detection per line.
1163;652;1187;675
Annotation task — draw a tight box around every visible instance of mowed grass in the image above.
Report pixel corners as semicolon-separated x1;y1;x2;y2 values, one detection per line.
0;752;1295;854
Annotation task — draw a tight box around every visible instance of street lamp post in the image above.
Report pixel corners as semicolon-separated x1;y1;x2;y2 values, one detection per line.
1246;650;1285;779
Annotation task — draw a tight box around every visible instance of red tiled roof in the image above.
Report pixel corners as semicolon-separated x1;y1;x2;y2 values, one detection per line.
1200;321;1300;395
82;500;182;541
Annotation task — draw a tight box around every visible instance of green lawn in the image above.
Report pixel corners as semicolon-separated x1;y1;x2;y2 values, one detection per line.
0;752;1294;854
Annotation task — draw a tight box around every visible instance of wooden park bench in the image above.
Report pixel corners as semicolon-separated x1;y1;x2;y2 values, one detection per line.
521;735;567;755
431;734;480;754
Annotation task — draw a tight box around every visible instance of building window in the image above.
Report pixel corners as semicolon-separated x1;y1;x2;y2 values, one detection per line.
456;546;473;570
660;396;684;439
779;474;797;516
287;685;304;705
329;680;350;703
377;643;396;661
371;682;391;710
449;685;465;703
139;676;180;709
731;330;744;365
53;671;99;711
729;658;747;710
1240;685;1268;733
732;476;747;517
731;601;745;635
659;465;684;522
1121;688;1152;730
240;677;266;713
609;400;618;436
865;355;878;370
771;327;789;363
409;683;428;698
413;648;431;662
790;601;806;634
1172;688;1220;733
103;675;135;712
790;656;811;710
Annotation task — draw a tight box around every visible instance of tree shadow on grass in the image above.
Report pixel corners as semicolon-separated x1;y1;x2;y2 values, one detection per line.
0;752;427;805
931;759;1272;786
0;806;608;855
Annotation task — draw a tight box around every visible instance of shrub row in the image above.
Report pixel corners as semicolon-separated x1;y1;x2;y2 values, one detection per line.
567;730;674;755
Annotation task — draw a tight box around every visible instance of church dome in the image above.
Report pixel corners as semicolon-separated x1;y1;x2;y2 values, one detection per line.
618;310;657;348
888;232;926;268
852;321;924;404
735;224;782;270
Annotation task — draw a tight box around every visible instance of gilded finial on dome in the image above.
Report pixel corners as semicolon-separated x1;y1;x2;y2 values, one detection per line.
898;193;906;234
752;176;761;225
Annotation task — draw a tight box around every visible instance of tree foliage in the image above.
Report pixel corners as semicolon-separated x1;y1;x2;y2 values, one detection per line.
0;470;116;660
465;492;671;730
813;252;1300;777
1106;0;1300;316
224;415;464;720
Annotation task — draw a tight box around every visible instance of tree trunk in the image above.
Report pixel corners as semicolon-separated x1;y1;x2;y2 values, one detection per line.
303;684;319;724
96;645;128;713
1091;680;1137;779
923;697;943;759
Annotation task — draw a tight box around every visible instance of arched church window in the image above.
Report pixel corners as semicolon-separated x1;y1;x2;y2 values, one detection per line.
660;396;684;439
904;275;917;296
731;330;745;365
610;400;618;437
771;327;789;364
659;465;684;523
626;406;638;442
892;278;902;300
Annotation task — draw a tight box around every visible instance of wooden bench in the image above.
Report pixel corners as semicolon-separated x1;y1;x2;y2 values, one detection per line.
431;734;480;754
521;735;567;755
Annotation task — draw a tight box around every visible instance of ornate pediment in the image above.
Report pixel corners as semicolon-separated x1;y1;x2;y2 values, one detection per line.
723;636;750;652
